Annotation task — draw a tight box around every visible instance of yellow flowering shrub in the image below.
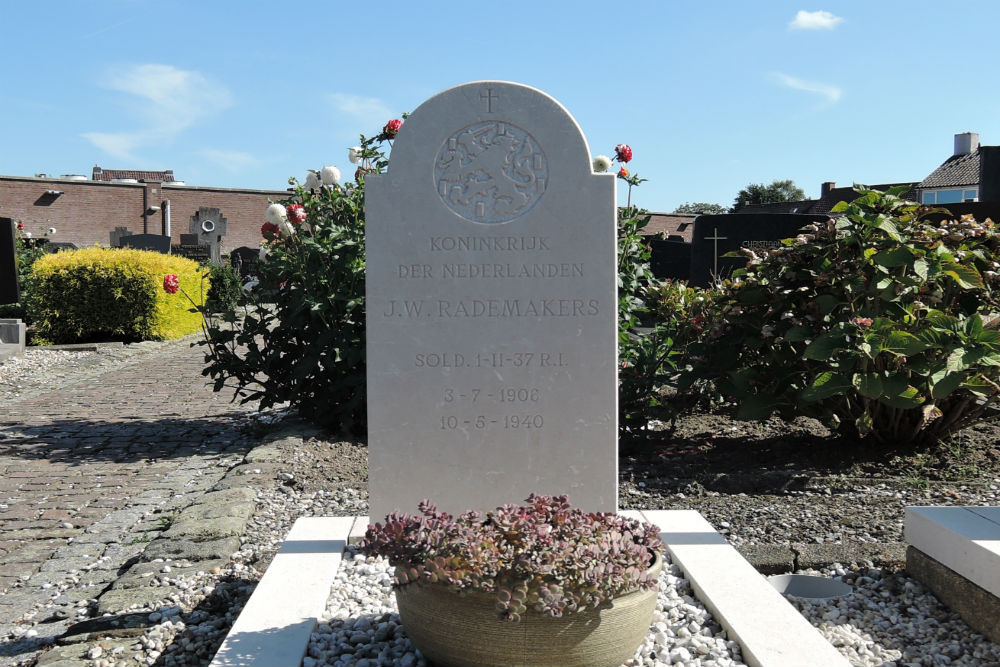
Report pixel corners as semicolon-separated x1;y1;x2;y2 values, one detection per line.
29;247;207;344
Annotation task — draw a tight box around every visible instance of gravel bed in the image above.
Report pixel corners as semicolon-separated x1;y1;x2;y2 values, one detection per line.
4;346;1000;666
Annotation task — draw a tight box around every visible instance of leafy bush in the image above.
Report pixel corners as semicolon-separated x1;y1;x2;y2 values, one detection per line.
0;236;46;322
204;261;242;314
361;494;663;622
689;187;1000;445
620;281;721;437
29;247;206;344
200;131;391;433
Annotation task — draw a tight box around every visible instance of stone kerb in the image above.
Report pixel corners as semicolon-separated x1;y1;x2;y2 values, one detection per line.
365;81;618;520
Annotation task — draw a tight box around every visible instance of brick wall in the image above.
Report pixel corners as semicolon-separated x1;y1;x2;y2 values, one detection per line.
0;176;292;255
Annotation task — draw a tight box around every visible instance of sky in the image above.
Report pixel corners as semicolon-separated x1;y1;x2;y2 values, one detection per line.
3;1;1000;213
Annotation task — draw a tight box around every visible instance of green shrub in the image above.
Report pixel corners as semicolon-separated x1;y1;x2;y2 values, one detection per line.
688;187;1000;445
29;247;206;344
205;261;242;314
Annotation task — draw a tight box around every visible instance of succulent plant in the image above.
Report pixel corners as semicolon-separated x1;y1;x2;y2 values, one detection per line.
360;494;663;622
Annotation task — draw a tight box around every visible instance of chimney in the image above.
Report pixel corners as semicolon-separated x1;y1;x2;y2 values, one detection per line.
820;181;835;198
955;132;980;156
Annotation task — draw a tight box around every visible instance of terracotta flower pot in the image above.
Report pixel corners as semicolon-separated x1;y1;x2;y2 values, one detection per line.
395;552;662;667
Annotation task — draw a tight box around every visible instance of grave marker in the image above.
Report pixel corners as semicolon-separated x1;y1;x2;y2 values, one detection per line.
366;81;618;520
120;234;172;254
689;213;828;286
189;207;228;265
230;246;261;280
110;226;133;248
1;218;18;305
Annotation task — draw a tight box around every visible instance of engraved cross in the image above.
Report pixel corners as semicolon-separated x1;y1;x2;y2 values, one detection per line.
480;87;499;113
704;227;728;276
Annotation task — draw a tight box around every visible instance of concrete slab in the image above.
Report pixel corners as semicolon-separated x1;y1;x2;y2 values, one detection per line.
210;516;357;667
638;509;850;667
905;506;1000;597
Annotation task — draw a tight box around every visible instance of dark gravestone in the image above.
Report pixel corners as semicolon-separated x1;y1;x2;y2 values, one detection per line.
689;213;828;287
189;207;228;265
120;234;172;254
649;238;692;282
1;218;18;305
180;233;201;246
173;244;210;263
110;226;133;248
229;246;260;280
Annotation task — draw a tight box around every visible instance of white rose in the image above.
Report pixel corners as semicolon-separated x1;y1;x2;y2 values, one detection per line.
348;147;363;164
278;219;295;238
265;203;287;225
321;165;341;186
592;155;612;173
258;246;269;262
304;171;321;190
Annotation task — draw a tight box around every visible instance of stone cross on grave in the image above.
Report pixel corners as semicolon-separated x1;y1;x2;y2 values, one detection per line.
189;207;228;265
704;227;728;277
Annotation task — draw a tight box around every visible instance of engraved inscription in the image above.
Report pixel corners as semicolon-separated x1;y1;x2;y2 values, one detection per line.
435;121;548;224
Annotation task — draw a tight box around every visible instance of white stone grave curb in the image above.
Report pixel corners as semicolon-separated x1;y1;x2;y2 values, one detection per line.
210;516;358;667
905;505;1000;596
212;513;849;667
624;510;850;667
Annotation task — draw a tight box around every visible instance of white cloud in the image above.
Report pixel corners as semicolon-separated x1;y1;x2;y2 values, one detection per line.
83;64;233;158
789;10;844;30
328;93;393;122
772;72;842;104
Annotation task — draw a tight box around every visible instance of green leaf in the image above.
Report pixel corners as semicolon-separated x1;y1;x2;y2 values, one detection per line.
966;314;985;337
785;326;813;342
913;258;929;281
943;262;984;289
873;217;902;242
930;371;964;399
803;332;848;360
872;247;913;268
815;294;840;316
882;372;909;396
800;372;851;402
854;373;883;399
880;331;930;357
830;201;849;213
879;385;923;409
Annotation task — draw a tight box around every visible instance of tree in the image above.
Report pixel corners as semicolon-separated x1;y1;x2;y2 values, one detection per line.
672;202;728;215
732;179;806;211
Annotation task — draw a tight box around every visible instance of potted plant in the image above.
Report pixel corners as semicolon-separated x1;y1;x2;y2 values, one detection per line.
361;493;664;667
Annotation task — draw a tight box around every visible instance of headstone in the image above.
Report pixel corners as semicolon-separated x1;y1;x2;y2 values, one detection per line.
45;242;79;253
173;244;210;263
0;218;18;305
689;213;828;286
120;234;171;254
189;207;228;264
366;81;618;520
649;238;692;282
230;246;261;280
180;233;201;246
110;226;133;248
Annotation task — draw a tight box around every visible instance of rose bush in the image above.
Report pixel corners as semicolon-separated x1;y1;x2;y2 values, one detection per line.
684;187;1000;445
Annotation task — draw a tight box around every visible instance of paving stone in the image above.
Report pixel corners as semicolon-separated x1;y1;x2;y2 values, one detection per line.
141;535;242;562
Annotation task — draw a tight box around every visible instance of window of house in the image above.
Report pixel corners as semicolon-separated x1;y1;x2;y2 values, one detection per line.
922;188;979;204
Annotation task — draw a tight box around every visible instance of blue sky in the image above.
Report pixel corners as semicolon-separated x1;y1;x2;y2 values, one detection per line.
2;1;998;213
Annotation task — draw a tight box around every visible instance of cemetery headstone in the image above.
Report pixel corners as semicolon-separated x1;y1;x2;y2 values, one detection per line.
45;242;79;253
180;233;201;246
120;234;172;254
689;213;828;286
366;81;618;520
189;207;228;265
230;246;260;280
110;226;133;248
1;218;18;305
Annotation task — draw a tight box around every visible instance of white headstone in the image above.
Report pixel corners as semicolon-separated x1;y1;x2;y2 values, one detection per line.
366;81;617;520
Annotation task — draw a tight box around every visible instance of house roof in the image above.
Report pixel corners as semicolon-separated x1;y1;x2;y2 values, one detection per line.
918;150;980;189
92;166;176;182
642;213;697;242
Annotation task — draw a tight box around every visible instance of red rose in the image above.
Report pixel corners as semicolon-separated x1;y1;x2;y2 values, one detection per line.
355;166;373;182
615;144;633;163
383;119;403;138
261;221;280;238
16;221;25;231
287;204;306;225
618;167;629;179
163;274;179;294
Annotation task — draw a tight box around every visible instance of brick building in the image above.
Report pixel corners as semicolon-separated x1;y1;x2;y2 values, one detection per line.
0;167;291;254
